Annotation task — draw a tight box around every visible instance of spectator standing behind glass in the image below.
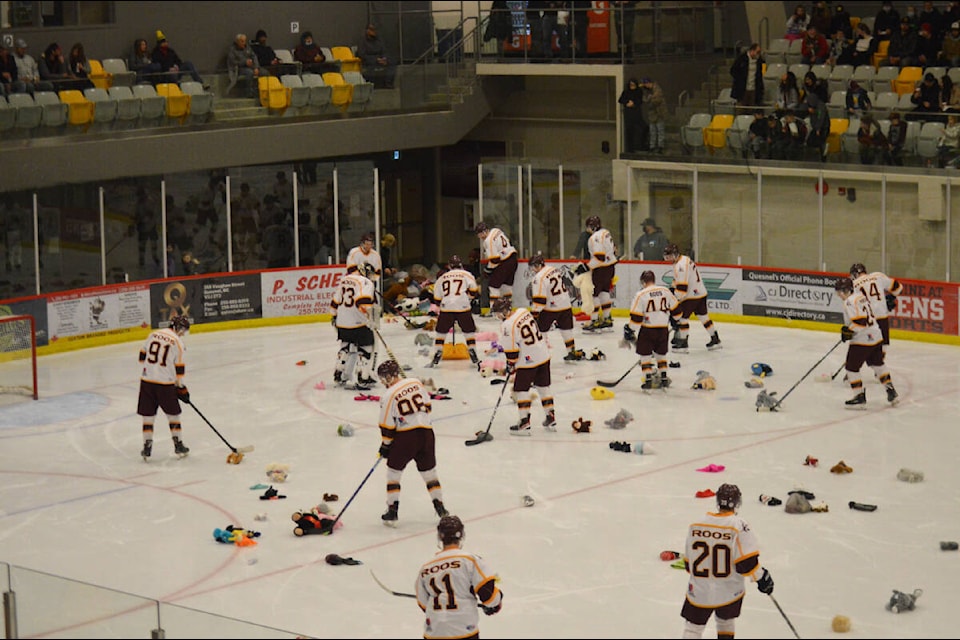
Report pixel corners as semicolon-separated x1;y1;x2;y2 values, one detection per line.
730;43;764;107
633;218;668;261
13;39;45;93
570;219;591;259
356;23;396;89
801;26;830;64
227;33;261;99
133;186;160;268
261;209;294;269
642;77;667;154
785;5;810;42
885;111;908;166
129;38;163;85
612;1;638;59
151;31;205;86
618;77;646;152
484;0;514;57
875;0;901;41
810;1;832;36
539;1;561;60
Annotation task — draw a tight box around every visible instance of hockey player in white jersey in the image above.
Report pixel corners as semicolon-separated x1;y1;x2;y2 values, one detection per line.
582;215;618;331
627;270;680;390
475;221;518;310
425;255;481;368
331;268;377;390
137;314;191;460
664;243;721;352
850;262;902;358
528;253;585;362
835;276;899;407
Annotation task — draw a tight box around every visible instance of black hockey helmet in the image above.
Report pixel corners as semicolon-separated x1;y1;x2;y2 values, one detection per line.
491;297;512;317
850;263;867;278
474;221;489;235
447;254;463;270
360;232;375;245
169;315;190;334
585;215;602;231
834;276;854;293
377;359;401;381
640;270;656;285
716;483;742;511
663;244;680;260
437;515;465;546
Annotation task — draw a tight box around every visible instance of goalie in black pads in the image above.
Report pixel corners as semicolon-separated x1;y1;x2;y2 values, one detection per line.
680;483;774;638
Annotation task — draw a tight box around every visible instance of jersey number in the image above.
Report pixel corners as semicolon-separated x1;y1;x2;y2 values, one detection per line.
690;540;733;578
519;316;542;345
426;573;459;611
397;392;429;416
146;340;171;367
441;278;464;297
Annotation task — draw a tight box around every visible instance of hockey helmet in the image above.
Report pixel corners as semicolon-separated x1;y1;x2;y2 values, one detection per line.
640;270;656;285
585;215;602;231
377;359;401;381
834;276;854;293
528;253;545;271
447;254;463;270
360;232;375;245
474;221;489;235
716;483;742;511
169;315;191;334
491;297;512;317
438;515;465;546
850;263;867;278
663;244;680;260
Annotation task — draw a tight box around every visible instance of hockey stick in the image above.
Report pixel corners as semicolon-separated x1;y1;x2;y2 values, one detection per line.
320;456;383;535
769;594;801;639
830;362;846;380
184;399;254;454
465;371;513;446
375;290;428;330
768;339;843;412
372;325;407;378
596;360;641;388
370;570;416;598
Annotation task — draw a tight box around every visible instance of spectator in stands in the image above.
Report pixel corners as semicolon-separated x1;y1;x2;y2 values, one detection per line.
133;186;160;268
918;1;945;46
273;170;294;217
801;26;830;65
12;39;44;94
618;77;646;152
151;30;205;86
748;111;778;160
915;22;940;67
874;0;901;41
568;0;590;60
910;72;942;121
527;1;545;57
801;71;828;105
883;17;919;68
838;22;876;67
251;29;295;77
846;80;872;117
261;208;294;268
298;212;320;266
642;77;667;153
293;31;333;75
227;33;261;99
804;95;831;160
775;71;801;115
937;113;960;167
0;43;24;97
885;111;908;165
857;115;888;165
484;1;514;57
810;1;832;37
943;74;960;111
948;0;960;28
39;42;82;91
539;2;561;61
785;5;810;42
357;23;396;89
940;21;960;67
826;28;851;67
902;4;920;33
129;38;164;84
730;43;764;107
612;1;638;59
67;42;92;86
829;4;854;40
775;110;807;160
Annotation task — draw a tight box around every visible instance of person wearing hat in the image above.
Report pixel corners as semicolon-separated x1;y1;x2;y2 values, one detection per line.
829;4;854;40
941;21;960;66
882;16;919;67
910;72;941;122
617;77;647;153
12;39;43;93
250;29;296;77
150;30;206;87
874;0;901;41
633;218;669;261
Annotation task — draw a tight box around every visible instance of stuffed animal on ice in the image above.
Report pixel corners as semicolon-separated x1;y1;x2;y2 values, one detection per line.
266;462;290;483
886;589;923;613
292;504;343;536
755;389;780;411
479;358;507;378
571;417;592;433
213;525;261;546
604;408;634;430
691;370;717;390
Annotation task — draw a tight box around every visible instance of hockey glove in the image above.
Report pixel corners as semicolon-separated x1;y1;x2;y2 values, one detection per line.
886;293;897;312
574;262;589;276
757;568;774;595
176;386;191;404
840;326;854;342
378;443;391;459
482;597;502;616
504;360;516;375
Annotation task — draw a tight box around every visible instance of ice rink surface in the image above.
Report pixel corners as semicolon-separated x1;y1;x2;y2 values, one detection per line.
2;315;959;638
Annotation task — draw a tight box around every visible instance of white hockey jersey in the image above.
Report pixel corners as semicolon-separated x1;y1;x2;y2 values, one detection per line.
529;264;572;312
587;228;618;270
332;274;375;329
843;290;883;346
684;510;762;608
853;271;902;321
671;254;708;301
345;246;382;281
480;228;517;268
433;268;479;312
416;547;502;640
500;308;550;369
379;378;432;446
139;328;185;386
628;284;679;328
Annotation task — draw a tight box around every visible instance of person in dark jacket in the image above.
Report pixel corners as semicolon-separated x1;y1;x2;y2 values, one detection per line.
730;43;764;107
618;77;646;152
484;0;514;56
151;30;204;85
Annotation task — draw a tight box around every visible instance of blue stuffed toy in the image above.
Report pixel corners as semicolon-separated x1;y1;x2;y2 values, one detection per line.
750;362;773;377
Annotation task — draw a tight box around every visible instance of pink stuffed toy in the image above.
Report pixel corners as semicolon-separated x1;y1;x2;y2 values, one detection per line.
479;359;506;378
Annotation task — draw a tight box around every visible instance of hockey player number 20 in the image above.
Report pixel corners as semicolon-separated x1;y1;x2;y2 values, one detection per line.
690;540;733;578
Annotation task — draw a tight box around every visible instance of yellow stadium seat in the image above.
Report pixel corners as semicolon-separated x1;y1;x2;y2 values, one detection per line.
703;114;734;150
331;46;362;73
57;89;95;127
156;83;191;118
872;39;890;69
826;118;849;154
258;76;290;110
88;59;113;89
893;66;923;96
322;72;354;110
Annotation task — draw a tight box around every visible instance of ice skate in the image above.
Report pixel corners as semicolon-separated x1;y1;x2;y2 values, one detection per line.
140;440;152;461
845;391;867;409
659;373;671;389
468;348;479;365
673;337;689;353
333;370;344;385
432;499;449;518
542;410;557;431
381;502;399;527
582;318;604;333
173;438;189;458
564;348;585;362
641;375;661;391
705;333;722;350
425;351;442;369
886;385;899;406
358;375;376;386
598;317;613;329
509;416;532;436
